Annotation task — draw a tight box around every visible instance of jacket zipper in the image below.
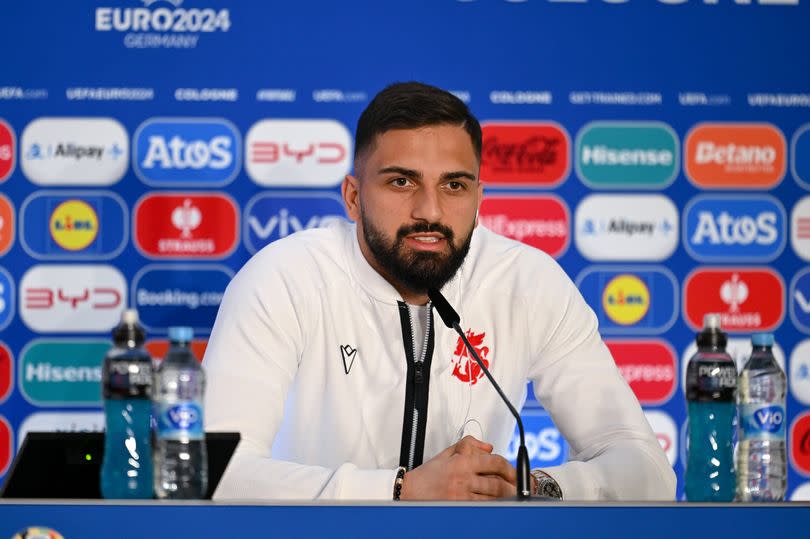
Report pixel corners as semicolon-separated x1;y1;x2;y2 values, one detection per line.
407;304;432;469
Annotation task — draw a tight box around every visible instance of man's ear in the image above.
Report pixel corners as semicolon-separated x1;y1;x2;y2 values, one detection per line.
342;174;360;222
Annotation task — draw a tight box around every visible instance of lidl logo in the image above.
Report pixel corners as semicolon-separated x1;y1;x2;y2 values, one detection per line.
133;118;240;187
245;119;352;187
0;267;15;331
17;411;104;449
605;339;677;405
0;119;15;182
19;339;108;406
791;196;810;262
684;195;786;262
480;122;569;187
790;412;810;476
145;339;208;363
685;123;786;189
575;121;678;189
20;191;127;260
683;268;784;332
20;264;126;332
479;195;570;258
0;415;11;475
244;192;347;254
792;124;810;189
506;411;568;469
574;194;678;261
134;192;238;259
132;264;233;334
0;342;12;403
644;410;678;466
790;268;810;333
602;274;649;325
20;117;128;186
0;194;15;256
790;340;810;406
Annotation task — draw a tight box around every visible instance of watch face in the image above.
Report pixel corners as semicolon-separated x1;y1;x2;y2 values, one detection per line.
540;478;563;499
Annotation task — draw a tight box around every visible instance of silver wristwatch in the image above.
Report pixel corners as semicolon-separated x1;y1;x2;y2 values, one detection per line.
530;469;563;500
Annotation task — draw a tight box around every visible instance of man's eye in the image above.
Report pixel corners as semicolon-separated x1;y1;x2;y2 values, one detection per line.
447;181;465;191
392;177;410;187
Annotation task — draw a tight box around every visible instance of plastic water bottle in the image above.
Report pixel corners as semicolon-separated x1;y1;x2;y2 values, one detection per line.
736;333;787;501
685;313;737;502
100;309;154;499
153;326;208;499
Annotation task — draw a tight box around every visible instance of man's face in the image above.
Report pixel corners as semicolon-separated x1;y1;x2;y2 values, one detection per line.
343;124;483;298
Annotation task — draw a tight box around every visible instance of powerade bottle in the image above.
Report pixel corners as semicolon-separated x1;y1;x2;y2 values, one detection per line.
100;309;154;499
153;326;208;499
736;333;787;501
685;313;737;502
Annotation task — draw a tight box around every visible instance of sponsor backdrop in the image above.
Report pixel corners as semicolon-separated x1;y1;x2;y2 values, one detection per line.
1;0;810;500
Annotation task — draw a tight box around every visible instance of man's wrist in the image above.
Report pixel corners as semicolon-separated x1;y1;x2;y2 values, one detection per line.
530;469;563;500
393;466;407;500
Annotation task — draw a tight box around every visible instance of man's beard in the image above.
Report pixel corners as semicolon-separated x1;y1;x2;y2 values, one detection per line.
362;213;473;295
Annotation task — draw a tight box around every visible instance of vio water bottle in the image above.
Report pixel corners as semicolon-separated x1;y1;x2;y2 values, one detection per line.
685;313;737;502
736;333;787;501
153;326;208;499
100;309;154;499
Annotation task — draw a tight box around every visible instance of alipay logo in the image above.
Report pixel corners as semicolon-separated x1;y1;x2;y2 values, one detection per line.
244;192;347;254
684;195;786;262
133;118;240;186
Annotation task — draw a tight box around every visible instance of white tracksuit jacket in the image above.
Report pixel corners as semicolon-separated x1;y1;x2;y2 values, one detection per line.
203;220;677;500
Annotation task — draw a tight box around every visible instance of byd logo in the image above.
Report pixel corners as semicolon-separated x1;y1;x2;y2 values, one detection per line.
478;195;570;257
480;122;569;187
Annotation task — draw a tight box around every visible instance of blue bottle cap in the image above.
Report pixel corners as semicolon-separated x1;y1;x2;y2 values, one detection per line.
168;326;194;342
751;333;774;347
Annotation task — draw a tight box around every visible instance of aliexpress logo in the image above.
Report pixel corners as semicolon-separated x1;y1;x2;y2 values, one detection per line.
478;195;570;257
605;339;677;405
685;123;786;189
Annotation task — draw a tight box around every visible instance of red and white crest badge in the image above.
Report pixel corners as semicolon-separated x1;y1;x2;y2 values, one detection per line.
451;329;491;385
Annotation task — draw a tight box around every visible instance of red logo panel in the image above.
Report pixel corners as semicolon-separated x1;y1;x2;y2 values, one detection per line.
0;343;11;402
479;195;570;257
683;268;784;332
791;412;810;476
134;193;238;258
480;122;569;186
605;339;677;405
145;339;208;363
0;120;14;182
0;416;11;475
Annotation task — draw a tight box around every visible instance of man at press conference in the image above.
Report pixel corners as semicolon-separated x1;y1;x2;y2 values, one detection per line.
203;82;676;501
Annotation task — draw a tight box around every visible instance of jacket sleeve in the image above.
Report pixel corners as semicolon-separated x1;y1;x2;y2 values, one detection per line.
526;261;677;501
202;250;398;500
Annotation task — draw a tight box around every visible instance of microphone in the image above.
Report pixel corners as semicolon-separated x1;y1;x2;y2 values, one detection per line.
428;288;532;500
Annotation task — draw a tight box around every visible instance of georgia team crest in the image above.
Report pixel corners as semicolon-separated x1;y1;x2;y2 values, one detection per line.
451;329;490;384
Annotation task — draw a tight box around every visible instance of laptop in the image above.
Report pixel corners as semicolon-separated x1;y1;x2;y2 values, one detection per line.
0;431;240;499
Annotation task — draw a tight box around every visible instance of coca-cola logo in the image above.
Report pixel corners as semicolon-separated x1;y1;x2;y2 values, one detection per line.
483;135;562;173
480;122;569;186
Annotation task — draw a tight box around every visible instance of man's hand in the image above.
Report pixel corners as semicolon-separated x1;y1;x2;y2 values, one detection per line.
399;436;517;500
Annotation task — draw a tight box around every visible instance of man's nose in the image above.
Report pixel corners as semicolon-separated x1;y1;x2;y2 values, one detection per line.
411;186;443;223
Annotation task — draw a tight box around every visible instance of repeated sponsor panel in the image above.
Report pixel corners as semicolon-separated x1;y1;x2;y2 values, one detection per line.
792;124;810;189
0;194;15;256
480;122;569;187
18;339;108;406
0;416;11;476
506;411;568;470
17;411;105;449
790;412;810;477
479;194;570;257
644;410;678;466
0;342;12;404
791;196;810;261
605;339;677;406
0;119;15;182
0;267;14;331
789;340;810;406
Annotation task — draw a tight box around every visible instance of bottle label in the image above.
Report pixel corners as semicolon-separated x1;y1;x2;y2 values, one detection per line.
685;357;737;401
740;403;786;439
103;357;152;399
156;401;204;440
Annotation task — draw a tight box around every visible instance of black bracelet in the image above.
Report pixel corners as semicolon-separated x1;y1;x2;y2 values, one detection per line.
393;466;407;501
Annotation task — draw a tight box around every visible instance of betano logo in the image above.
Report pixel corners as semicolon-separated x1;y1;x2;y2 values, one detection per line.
479;122;570;187
0;118;15;182
479;195;570;258
19;339;108;406
49;200;99;251
575;121;678;189
685;123;786;189
602;274;650;326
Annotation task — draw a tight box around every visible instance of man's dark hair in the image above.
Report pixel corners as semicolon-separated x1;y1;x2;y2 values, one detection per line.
354;82;482;167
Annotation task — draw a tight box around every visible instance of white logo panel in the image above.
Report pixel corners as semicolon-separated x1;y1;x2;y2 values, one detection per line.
17;411;105;449
791;482;810;501
791;196;810;261
681;338;786;389
20;264;126;332
245;119;352;186
790;339;810;406
574;194;678;261
21;117;128;185
644;410;677;466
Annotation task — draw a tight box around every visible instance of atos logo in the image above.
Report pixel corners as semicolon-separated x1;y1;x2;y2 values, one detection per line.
0;342;12;404
792;124;810;189
480;122;570;187
134;193;238;259
244;192;347;254
606;340;677;405
506;411;568;469
790;412;810;476
132;264;232;334
0;415;11;476
685;123;786;189
133;118;240;187
479;195;570;258
0;194;14;256
0;267;13;332
577;266;680;335
790;269;810;333
19;265;126;332
684;268;784;332
20;191;128;260
684;195;786;262
0;119;15;182
245;119;352;187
